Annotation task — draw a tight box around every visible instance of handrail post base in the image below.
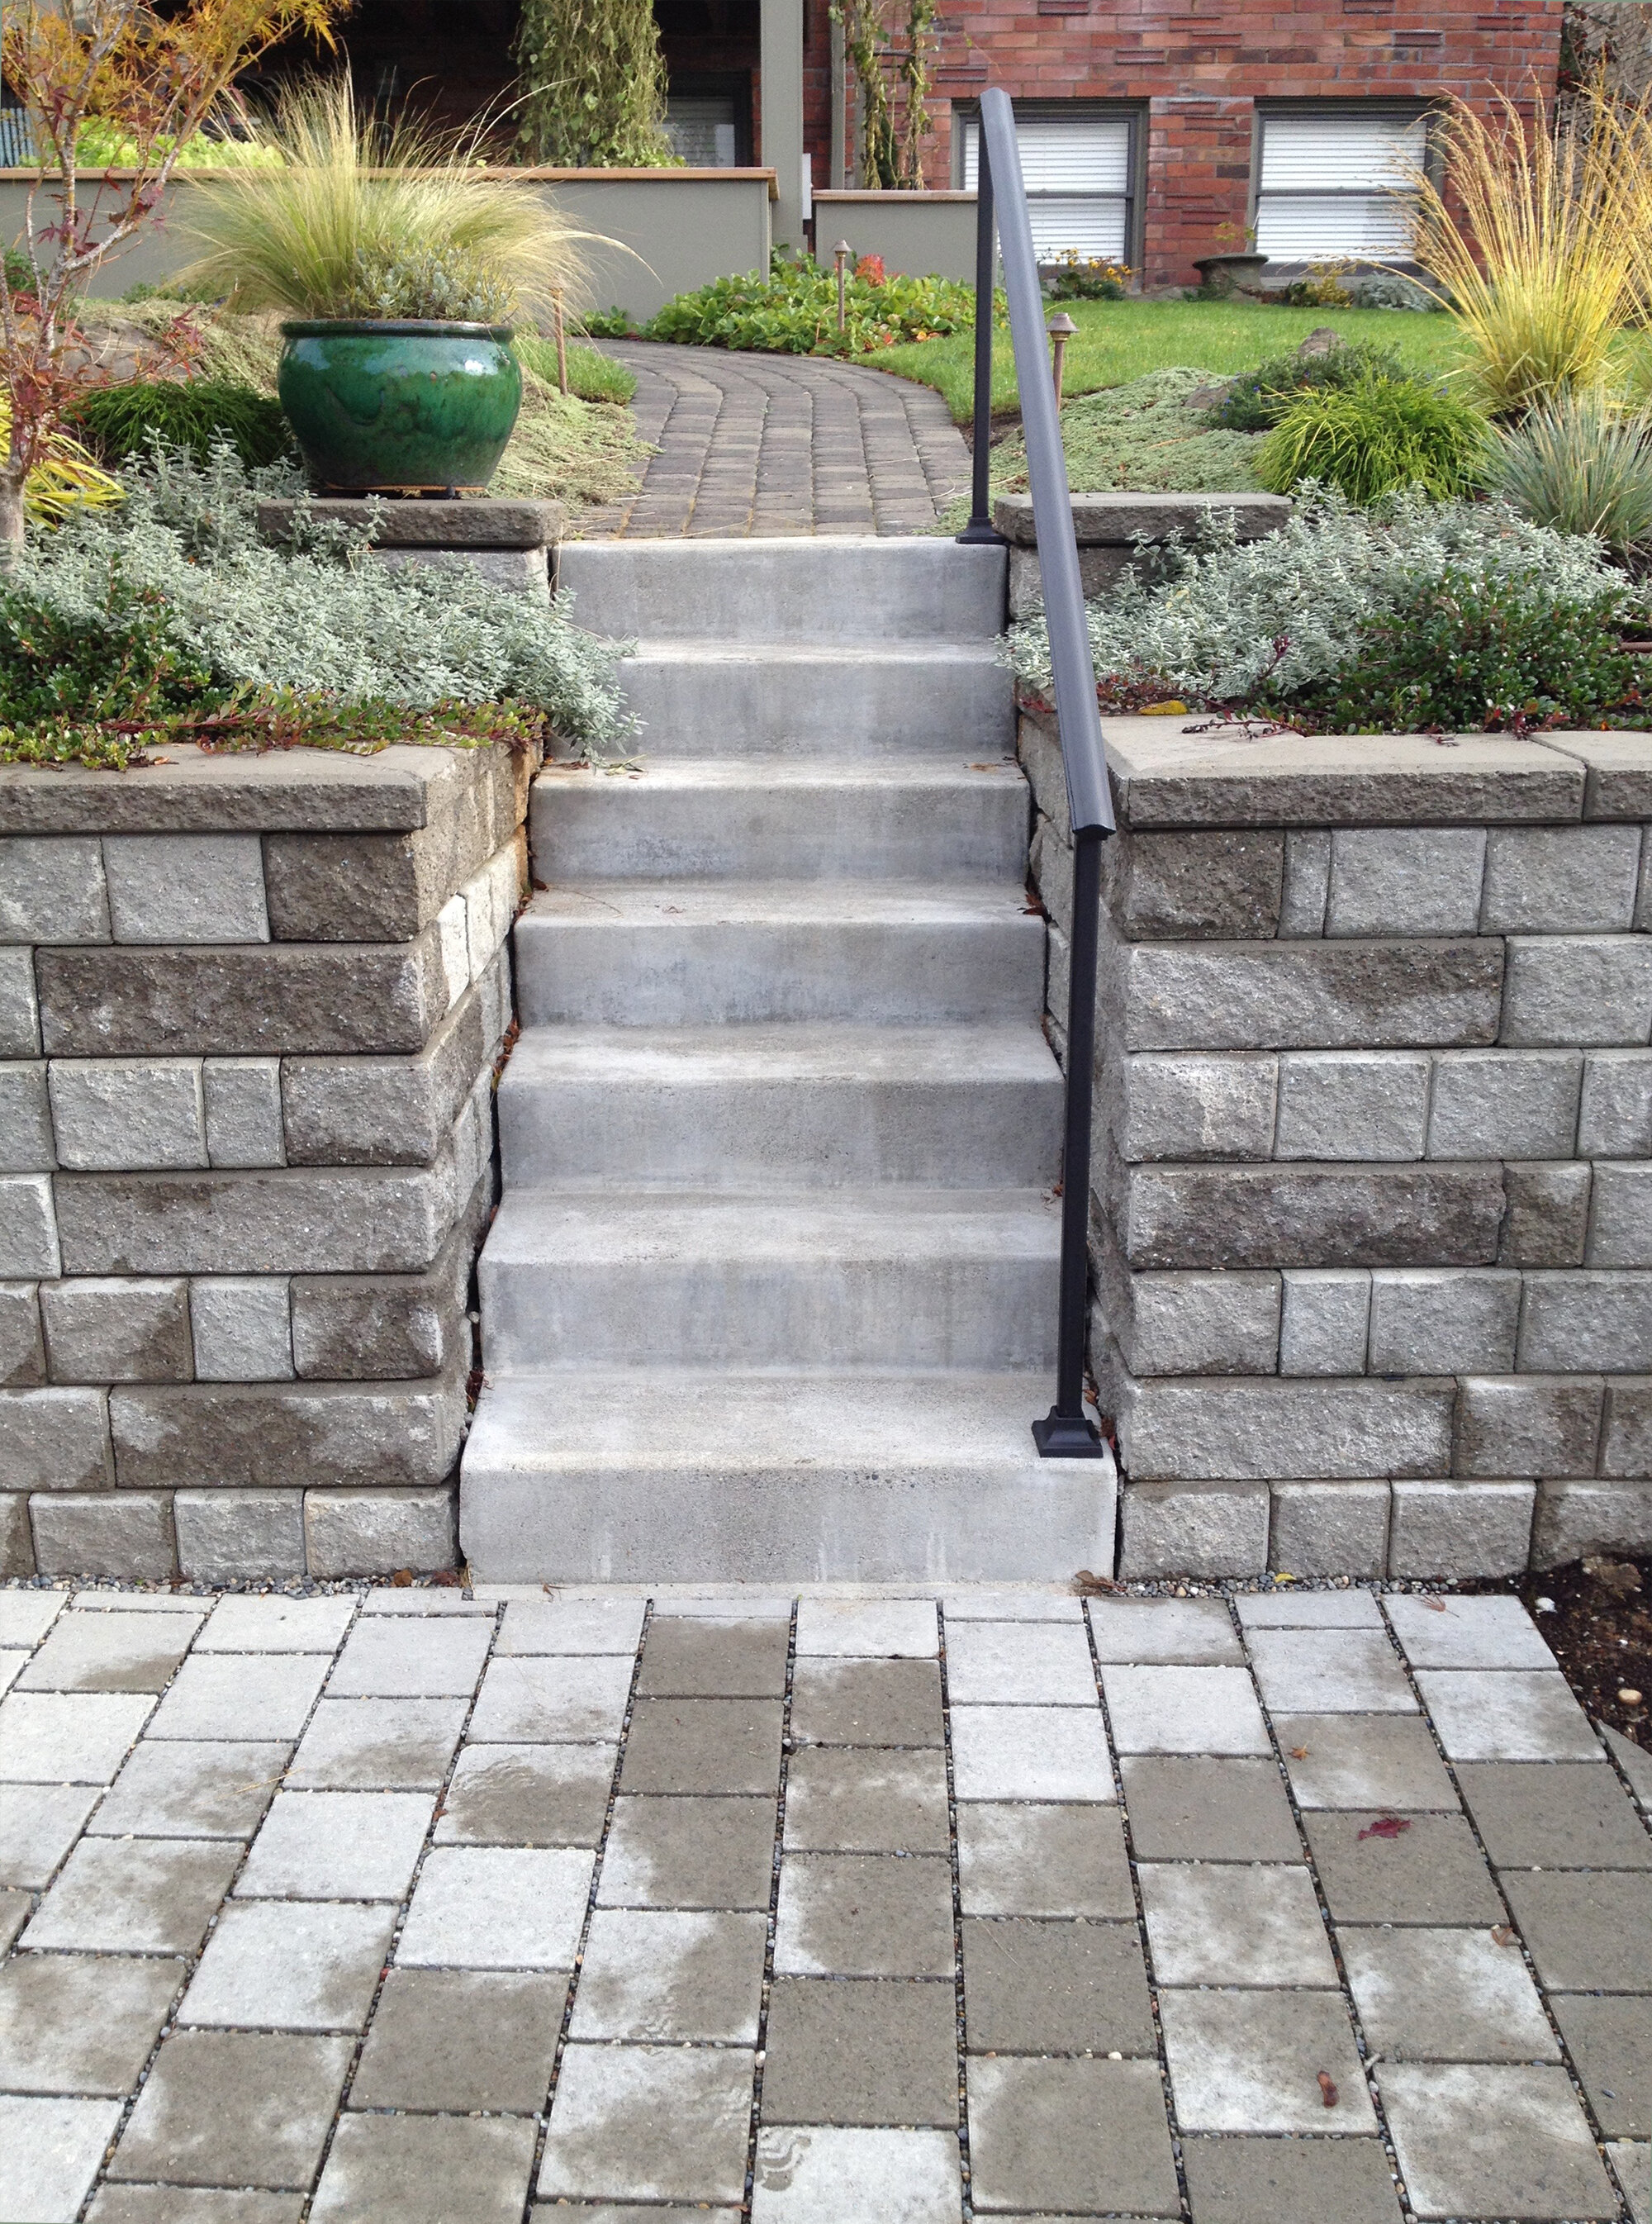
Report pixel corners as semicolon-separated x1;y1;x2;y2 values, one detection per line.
1032;1408;1106;1458
956;517;1006;546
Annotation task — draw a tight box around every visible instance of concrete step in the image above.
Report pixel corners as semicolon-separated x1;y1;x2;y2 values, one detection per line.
478;1186;1060;1370
556;535;1007;644
613;644;1014;758
513;881;1043;1025
496;1022;1063;1188
531;755;1030;884
459;1367;1115;1581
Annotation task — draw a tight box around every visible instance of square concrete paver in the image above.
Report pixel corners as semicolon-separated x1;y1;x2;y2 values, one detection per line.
0;1691;154;1780
773;1851;954;1975
760;1979;958;2127
956;1801;1134;1917
795;1599;937;1657
326;1616;492;1697
1159;1989;1376;2133
107;2031;352;2189
1416;1670;1602;1761
944;1590;1081;1621
966;2054;1178;2215
636;1617;788;1695
568;1908;767;2041
1456;1760;1652;1868
1275;1713;1460;1809
287;1696;467;1789
1501;1870;1652;1989
148;1655;328;1742
944;1621;1097;1704
435;1742;616;1846
17;1612;200;1692
598;1793;776;1908
1180;2134;1403;2224
783;1748;948;1851
195;1595;356;1653
0;1592;67;1646
0;1782;100;1886
235;1789;433;1900
1246;1629;1417;1714
1610;2141;1651;2224
1551;1994;1652;2137
620;1698;783;1793
949;1704;1113;1801
1379;2062;1618;2220
1341;1925;1559;2061
0;2094;125;2224
790;1658;943;1746
1140;1862;1337;1987
1122;1756;1302;1860
86;2189;305;2222
466;1654;633;1742
0;1887;27;1950
23;1835;240;1954
1088;1596;1244;1663
1304;1810;1504;1924
180;1899;394;2030
497;1594;647;1653
751;2125;961;2221
311;2112;538;2224
537;2043;755;2204
0;1953;181;2094
397;1844;594;1970
1237;1591;1384;1628
1385;1594;1557;1670
962;1916;1155;2053
1102;1665;1270;1755
349;1966;566;2112
89;1741;289;1841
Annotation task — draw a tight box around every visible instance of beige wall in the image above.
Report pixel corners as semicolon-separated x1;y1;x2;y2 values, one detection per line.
812;192;980;283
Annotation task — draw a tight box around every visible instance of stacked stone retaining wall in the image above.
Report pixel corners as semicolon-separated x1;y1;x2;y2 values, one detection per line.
1023;706;1652;1580
0;739;532;1581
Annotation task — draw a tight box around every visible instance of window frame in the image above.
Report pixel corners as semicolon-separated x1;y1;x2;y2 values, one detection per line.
952;99;1146;273
1249;99;1439;265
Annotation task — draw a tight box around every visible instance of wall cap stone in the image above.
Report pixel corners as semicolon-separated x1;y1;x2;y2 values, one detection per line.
259;497;563;550
993;490;1291;549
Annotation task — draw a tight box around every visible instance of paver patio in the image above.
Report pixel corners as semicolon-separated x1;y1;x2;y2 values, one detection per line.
0;1580;1648;2223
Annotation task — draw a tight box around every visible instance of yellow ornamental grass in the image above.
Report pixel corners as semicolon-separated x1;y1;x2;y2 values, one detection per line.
0;397;122;523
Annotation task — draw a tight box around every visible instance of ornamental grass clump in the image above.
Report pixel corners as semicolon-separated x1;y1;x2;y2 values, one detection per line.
1208;338;1410;432
1493;388;1652;556
1254;373;1493;503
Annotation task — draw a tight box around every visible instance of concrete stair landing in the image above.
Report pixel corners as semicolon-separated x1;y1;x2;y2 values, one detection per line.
459;536;1116;1580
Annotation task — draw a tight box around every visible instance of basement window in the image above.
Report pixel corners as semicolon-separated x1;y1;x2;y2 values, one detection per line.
957;106;1135;265
1253;110;1427;259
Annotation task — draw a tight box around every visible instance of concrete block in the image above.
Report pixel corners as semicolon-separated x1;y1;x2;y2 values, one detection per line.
303;1485;458;1577
453;1072;493;1206
101;834;269;944
1275;1052;1430;1161
1114;936;1503;1052
1112;1053;1277;1162
1532;1479;1652;1566
1599;1377;1652;1474
1499;1163;1592;1267
0;1385;112;1488
1102;829;1283;941
0;949;40;1056
463;841;522;981
1279;1270;1370;1376
110;1368;467;1492
291;1178;482;1381
1279;829;1330;938
40;1278;192;1383
190;1279;293;1381
1121;1162;1505;1270
48;1059;206;1171
0;835;108;943
1094;1261;1279;1377
0;1489;33;1574
1481;826;1642;934
282;986;485;1167
1428;1051;1583;1160
263;796;490;943
1501;937;1652;1048
31;1489;176;1579
0;1062;55;1171
1588;1163;1652;1265
0;1281;45;1385
1369;1270;1521;1376
1578;1052;1652;1157
1518;1272;1652;1374
1327;829;1488;937
1270;1481;1390;1577
1110;1367;1454;1480
436;894;469;1010
1117;1480;1270;1579
174;1488;306;1581
1454;1376;1603;1478
0;1174;58;1277
1389;1480;1536;1577
203;1060;285;1168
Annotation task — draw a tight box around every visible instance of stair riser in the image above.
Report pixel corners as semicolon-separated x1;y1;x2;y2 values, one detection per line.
480;1254;1060;1370
514;917;1044;1025
530;778;1030;883
617;656;1014;757
557;539;1008;644
496;1076;1063;1186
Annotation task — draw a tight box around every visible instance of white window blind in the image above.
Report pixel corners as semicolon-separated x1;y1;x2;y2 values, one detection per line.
961;112;1132;262
665;96;738;168
1254;114;1426;258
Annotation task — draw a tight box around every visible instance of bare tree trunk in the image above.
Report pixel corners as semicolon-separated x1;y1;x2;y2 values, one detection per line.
0;463;27;557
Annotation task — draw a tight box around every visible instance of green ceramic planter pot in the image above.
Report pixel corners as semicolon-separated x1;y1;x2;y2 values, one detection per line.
277;320;523;493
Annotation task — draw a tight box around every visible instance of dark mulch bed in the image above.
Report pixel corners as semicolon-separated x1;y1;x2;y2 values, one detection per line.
1472;1553;1651;1749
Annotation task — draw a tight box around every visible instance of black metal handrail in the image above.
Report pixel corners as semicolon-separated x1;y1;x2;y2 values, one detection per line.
959;86;1116;1460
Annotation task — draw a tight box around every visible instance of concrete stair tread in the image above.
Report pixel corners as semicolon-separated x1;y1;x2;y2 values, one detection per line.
520;879;1039;927
501;1019;1061;1087
620;640;1005;665
537;754;1021;792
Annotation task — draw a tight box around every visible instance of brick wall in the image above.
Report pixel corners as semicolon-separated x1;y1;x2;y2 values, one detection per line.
0;739;532;1584
1022;706;1652;1581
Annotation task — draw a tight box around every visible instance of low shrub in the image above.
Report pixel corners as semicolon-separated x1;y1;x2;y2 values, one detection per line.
1208;338;1411;432
1254;374;1492;502
644;251;977;355
68;378;294;471
1493;389;1652;557
1047;254;1130;302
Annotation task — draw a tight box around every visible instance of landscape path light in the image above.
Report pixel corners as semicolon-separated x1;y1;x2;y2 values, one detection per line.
1047;311;1076;410
833;240;851;331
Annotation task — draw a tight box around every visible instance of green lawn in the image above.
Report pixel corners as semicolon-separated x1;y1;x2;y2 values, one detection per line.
873;297;1471;421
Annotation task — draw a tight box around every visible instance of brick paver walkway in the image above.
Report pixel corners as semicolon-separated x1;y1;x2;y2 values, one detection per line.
2;1582;1649;2223
576;343;971;539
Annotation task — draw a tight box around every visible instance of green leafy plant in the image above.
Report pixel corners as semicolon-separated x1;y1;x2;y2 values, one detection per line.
68;378;293;470
579;305;641;340
833;0;938;188
1047;254;1130;302
645;251;976;356
1255;374;1492;502
1208;338;1411;432
511;0;676;167
1493;388;1652;557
